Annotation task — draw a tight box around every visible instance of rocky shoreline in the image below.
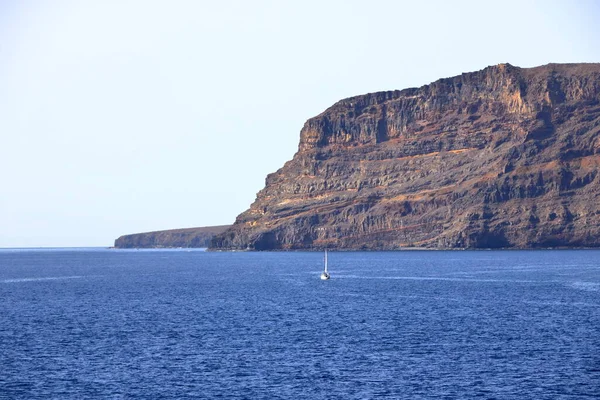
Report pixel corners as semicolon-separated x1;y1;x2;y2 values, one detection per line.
211;63;600;250
114;225;230;249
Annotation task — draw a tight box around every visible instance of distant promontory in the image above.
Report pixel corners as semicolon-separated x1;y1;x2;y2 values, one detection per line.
114;225;230;248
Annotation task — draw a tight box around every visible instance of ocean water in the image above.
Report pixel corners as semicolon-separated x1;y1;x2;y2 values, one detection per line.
0;249;599;399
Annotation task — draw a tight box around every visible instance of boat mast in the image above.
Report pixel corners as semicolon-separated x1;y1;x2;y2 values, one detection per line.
324;249;328;273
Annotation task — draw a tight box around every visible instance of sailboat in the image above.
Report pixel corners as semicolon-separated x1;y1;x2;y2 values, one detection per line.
320;249;331;280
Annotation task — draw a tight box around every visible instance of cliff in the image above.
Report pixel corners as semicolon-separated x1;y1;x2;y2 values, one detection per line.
114;225;230;248
211;63;600;250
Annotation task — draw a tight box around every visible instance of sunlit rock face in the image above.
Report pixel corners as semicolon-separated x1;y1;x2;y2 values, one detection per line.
212;63;600;250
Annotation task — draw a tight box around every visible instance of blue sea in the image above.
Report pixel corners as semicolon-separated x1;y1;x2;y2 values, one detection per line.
0;249;599;399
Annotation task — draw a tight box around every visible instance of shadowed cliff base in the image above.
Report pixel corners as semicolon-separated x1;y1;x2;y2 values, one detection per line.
210;63;600;250
114;225;230;248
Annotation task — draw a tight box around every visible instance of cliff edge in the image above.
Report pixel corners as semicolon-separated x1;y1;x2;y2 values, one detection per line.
211;63;600;250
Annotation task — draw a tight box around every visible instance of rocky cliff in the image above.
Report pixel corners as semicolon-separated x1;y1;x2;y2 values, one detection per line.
211;63;600;250
115;225;230;248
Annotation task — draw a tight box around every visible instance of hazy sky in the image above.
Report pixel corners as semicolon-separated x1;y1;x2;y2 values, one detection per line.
1;0;599;247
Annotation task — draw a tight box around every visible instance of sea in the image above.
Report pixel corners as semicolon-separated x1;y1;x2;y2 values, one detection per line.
0;248;598;399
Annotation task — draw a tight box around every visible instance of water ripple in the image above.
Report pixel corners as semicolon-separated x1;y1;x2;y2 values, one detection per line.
1;275;87;283
0;249;598;399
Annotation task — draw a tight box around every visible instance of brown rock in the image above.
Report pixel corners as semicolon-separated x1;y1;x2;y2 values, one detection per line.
211;63;600;250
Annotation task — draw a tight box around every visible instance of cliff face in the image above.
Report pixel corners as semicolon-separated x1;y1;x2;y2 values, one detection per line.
115;225;230;248
212;63;600;250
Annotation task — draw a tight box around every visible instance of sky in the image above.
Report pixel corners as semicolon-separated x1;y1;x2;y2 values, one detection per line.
0;0;599;247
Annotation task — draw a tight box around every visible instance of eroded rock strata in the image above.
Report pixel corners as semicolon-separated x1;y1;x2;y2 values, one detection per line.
211;63;600;250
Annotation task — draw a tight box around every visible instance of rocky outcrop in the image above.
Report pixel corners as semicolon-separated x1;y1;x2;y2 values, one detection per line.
114;225;230;248
211;63;600;250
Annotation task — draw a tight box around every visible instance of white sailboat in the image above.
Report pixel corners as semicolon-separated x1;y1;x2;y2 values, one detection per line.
320;249;330;280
